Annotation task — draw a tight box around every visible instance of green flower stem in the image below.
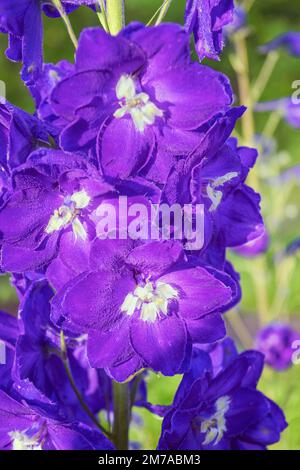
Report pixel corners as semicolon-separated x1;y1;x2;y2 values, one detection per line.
243;0;256;13
112;381;130;450
96;0;110;33
155;0;173;26
232;30;271;325
52;0;78;49
106;0;125;35
262;111;282;138
233;32;255;147
271;257;296;319
252;52;279;104
60;332;112;440
227;309;254;349
250;258;270;325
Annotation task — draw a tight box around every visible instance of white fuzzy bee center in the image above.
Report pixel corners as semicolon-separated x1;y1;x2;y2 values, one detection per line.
121;281;178;323
200;395;231;446
207;172;238;212
9;430;43;451
45;189;90;240
113;75;163;133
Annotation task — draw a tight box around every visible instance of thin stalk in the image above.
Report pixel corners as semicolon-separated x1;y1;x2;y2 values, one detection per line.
262;111;282;138
155;0;173;26
96;0;110;33
106;0;125;35
233;31;271;325
60;332;112;439
252;52;279;103
243;0;256;13
112;381;130;450
233;33;255;146
52;0;78;49
146;0;168;26
130;373;143;410
227;309;254;349
250;258;270;325
271;257;296;319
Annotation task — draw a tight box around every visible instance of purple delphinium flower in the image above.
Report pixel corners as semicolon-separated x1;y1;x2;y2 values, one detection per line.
255;323;300;371
260;32;300;57
0;1;95;84
256;98;300;130
0;388;114;450
0;102;51;173
162;109;263;250
52;238;236;381
200;336;238;376
0;310;18;393
233;225;269;257
184;0;235;60
158;348;287;450
0;148;115;272
13;280;111;423
30;61;75;133
50;24;233;182
0;0;43;84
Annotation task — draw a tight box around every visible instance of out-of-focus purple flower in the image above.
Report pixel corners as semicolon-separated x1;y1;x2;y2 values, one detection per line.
158;348;287;450
184;0;235;60
0;1;95;84
285;237;300;256
224;5;246;37
50;24;233;183
52;238;236;381
254;134;277;159
255;323;300;371
260;32;300;57
256;98;300;129
277;166;300;186
233;224;269;257
0;388;114;450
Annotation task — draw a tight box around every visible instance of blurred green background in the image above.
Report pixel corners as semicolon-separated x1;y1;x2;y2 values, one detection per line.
0;0;300;450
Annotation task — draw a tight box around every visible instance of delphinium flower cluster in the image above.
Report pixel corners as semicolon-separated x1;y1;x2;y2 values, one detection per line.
0;0;288;451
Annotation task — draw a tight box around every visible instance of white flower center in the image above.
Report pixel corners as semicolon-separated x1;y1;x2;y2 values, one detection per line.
113;75;163;133
9;430;43;451
45;189;90;240
121;281;178;323
206;172;238;212
200;395;231;446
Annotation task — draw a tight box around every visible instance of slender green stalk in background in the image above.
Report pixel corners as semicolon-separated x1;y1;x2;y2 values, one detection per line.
52;0;78;48
113;381;130;450
96;0;110;33
232;32;255;147
226;309;254;349
271;257;296;319
232;29;271;325
252;52;279;103
243;0;256;12
147;0;170;26
155;0;173;25
263;111;282;138
106;0;125;35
